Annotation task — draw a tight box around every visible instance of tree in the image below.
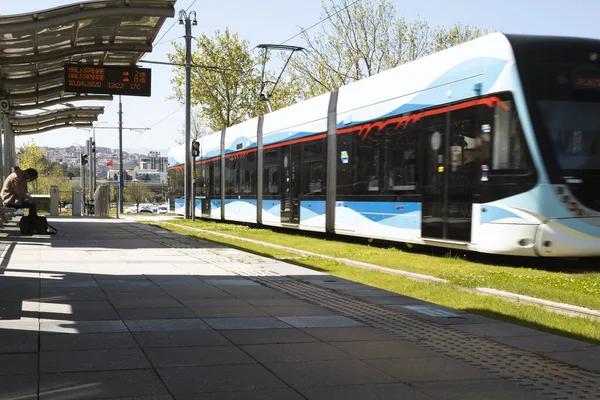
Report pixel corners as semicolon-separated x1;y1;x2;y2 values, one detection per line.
286;0;489;98
124;182;152;213
17;142;74;205
167;27;300;131
66;166;80;178
173;106;213;145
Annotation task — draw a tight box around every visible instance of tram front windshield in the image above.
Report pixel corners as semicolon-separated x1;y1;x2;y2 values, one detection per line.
529;63;600;173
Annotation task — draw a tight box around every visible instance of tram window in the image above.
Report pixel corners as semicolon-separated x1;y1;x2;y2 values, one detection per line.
302;139;325;196
264;166;279;195
352;133;378;195
491;100;529;172
264;149;280;195
305;160;324;194
387;124;417;192
213;161;221;196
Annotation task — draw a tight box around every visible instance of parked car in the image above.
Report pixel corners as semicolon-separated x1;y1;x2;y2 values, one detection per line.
158;205;168;214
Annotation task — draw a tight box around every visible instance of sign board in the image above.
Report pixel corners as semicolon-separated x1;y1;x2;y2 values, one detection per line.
64;64;151;97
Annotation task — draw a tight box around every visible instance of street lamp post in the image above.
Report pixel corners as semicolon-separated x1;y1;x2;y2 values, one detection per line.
179;9;197;219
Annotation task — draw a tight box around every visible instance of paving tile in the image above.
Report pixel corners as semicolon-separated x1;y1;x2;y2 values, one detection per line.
265;359;396;387
242;342;353;362
203;317;292;330
118;307;197;320
0;317;39;332
176;389;304;400
363;295;425;306
39;369;169;400
411;378;550;400
331;340;441;359
39;309;121;321
157;364;288;394
40;319;128;334
301;327;395;342
453;322;548;338
222;328;319;345
0;332;38;353
125;319;211;332
214;287;289;299
0;353;38;375
42;280;99;288
134;331;230;348
40;287;107;301
203;279;260;286
190;306;268;318
179;298;248;308
298;383;434;400
277;316;363;328
242;297;311;307
491;334;596;353
106;291;175;300
0;375;38;400
40;348;151;373
258;306;339;317
146;345;254;367
96;397;173;400
366;357;494;382
111;298;184;309
41;332;138;351
164;287;232;300
541;347;600;373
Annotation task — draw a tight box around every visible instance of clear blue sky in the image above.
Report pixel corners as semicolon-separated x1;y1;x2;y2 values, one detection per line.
7;0;600;154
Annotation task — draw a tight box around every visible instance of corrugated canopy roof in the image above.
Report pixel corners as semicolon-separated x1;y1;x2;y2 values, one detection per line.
0;0;176;134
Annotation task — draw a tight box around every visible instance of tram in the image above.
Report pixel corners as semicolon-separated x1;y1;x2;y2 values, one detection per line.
169;33;600;257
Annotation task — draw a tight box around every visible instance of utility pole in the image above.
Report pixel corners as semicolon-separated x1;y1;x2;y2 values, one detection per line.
179;9;197;219
118;95;124;214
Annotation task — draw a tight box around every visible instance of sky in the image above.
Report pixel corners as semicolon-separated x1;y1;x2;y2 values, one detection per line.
7;0;600;155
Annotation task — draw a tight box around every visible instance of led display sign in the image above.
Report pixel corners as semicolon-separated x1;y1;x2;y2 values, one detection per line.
64;64;151;97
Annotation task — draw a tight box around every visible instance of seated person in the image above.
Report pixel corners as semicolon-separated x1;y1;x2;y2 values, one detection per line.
1;168;38;216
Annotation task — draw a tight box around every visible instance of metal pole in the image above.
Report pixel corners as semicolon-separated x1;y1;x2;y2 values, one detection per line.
88;137;93;207
91;126;96;196
116;182;120;219
84;139;89;214
0;113;5;183
183;12;193;220
191;165;195;221
118;95;124;214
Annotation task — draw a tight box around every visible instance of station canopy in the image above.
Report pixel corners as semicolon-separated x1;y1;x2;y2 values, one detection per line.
0;0;176;135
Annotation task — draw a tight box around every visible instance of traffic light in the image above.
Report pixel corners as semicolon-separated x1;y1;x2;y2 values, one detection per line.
81;154;88;165
191;140;200;157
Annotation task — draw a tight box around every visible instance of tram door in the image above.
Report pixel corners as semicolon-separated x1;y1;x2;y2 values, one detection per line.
421;112;473;242
280;144;301;224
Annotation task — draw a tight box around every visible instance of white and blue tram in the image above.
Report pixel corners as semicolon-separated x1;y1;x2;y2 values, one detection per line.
169;33;600;257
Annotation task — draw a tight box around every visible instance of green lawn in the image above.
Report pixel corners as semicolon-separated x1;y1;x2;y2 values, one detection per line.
145;219;600;345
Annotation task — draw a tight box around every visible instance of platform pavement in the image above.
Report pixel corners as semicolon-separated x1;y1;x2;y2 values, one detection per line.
0;217;599;400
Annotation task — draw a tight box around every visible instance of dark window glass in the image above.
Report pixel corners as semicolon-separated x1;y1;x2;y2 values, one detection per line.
302;139;326;196
264;149;280;195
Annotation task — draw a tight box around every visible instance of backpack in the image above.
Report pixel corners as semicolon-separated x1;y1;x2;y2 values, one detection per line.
19;215;58;235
